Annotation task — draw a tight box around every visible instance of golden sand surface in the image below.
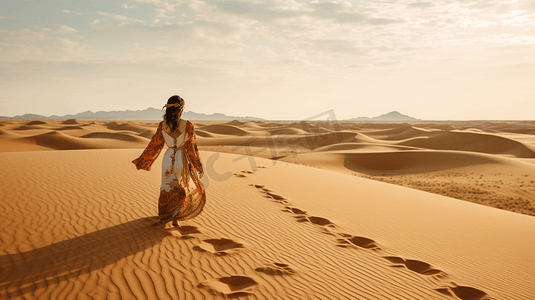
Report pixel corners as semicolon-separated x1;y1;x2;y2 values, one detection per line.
1;119;534;299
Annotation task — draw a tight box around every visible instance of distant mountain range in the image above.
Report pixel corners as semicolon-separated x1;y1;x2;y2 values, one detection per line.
0;108;418;121
0;108;264;121
349;111;419;121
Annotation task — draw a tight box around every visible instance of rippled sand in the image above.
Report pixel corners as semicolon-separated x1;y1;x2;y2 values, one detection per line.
1;119;534;299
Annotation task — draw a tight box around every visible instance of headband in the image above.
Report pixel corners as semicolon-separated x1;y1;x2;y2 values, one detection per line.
162;103;184;110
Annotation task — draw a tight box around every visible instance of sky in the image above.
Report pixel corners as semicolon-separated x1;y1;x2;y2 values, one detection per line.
1;0;534;120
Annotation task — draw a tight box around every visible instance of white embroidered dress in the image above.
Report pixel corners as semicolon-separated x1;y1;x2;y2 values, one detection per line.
161;130;186;193
133;121;206;223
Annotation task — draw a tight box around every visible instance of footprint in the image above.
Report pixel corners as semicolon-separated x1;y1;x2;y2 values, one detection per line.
265;192;285;201
308;216;334;227
383;256;405;264
294;215;309;223
255;262;296;276
350;236;381;250
338;236;381;250
193;238;244;256
175;226;201;239
234;173;246;178
251;184;273;193
284;206;306;215
384;256;447;277
198;276;258;297
242;170;254;174
436;286;491;300
250;185;336;228
405;259;446;276
250;184;341;234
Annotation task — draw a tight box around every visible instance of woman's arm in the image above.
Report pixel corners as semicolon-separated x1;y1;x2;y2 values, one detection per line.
132;122;165;171
185;121;204;175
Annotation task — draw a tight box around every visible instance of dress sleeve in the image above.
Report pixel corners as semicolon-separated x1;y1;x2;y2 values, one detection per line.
185;121;204;174
132;122;165;171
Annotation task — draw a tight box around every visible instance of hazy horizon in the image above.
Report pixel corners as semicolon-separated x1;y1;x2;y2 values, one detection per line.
2;0;534;120
5;106;535;121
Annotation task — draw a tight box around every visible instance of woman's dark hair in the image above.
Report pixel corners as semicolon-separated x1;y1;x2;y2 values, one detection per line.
164;95;184;131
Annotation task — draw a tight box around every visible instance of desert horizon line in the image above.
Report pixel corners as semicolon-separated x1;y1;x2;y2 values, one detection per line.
2;108;534;122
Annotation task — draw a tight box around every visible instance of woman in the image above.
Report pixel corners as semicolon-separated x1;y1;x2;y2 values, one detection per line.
132;95;205;227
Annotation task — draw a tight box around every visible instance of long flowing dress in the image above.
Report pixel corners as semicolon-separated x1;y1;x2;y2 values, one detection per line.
132;120;206;223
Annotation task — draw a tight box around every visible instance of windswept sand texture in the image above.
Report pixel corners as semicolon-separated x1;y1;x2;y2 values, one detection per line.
1;119;534;299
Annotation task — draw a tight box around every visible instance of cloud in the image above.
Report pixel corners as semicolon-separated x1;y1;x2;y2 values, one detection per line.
2;0;535;121
133;0;161;3
65;0;531;65
0;42;43;60
205;0;403;26
312;39;369;56
407;2;434;9
97;11;145;24
98;11;129;21
7;0;534;75
58;25;78;34
56;37;84;50
155;2;175;19
0;28;87;62
0;28;50;42
62;9;83;15
374;60;402;67
525;1;535;11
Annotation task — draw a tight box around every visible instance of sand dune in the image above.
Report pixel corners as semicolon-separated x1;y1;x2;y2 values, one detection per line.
199;131;358;152
53;125;85;131
61;119;79;125
81;132;148;142
267;127;309;136
194;130;216;138
313;142;419;152
197;124;251;136
397;131;535;158
0;120;151;152
224;120;248;126
25;120;48;126
105;122;157;139
285;121;338;135
1;150;534;299
32;130;94;149
360;125;434;140
0;128;21;138
13;124;48;131
1;119;534;214
288;150;535;175
16;130;147;150
2;119;532;215
0;119;534;299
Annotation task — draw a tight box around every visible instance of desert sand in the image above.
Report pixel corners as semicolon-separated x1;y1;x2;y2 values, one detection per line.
1;119;535;299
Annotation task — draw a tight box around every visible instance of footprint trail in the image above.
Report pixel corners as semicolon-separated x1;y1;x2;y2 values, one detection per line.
249;182;494;300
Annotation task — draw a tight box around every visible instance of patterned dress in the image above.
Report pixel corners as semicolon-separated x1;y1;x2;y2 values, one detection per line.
132;120;206;223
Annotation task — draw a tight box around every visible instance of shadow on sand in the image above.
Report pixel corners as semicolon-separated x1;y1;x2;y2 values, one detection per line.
0;217;172;297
